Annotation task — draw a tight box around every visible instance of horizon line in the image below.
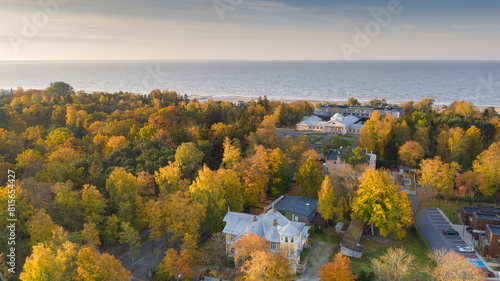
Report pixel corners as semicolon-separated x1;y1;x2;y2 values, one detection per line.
1;59;500;63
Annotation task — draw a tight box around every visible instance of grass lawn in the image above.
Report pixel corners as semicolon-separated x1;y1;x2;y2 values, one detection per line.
428;198;477;224
310;228;431;278
300;248;310;262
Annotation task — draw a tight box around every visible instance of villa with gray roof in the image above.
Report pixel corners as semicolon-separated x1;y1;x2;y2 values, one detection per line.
222;208;310;273
296;113;364;135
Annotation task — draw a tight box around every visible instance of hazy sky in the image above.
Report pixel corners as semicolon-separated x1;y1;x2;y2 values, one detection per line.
1;0;500;60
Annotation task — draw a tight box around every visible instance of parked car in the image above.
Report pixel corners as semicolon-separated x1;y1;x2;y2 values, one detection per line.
457;246;474;253
442;229;459;235
481;268;495;278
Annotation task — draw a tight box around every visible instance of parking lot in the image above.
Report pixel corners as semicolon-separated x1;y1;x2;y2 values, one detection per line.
416;208;478;259
416;208;500;278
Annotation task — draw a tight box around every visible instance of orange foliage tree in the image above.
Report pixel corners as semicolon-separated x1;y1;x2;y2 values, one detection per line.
157;235;202;281
319;252;356;281
234;233;293;281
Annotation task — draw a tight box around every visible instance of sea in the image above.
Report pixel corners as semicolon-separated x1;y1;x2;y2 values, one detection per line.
1;60;499;107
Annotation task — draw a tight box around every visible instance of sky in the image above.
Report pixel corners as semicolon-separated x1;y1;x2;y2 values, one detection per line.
1;0;500;61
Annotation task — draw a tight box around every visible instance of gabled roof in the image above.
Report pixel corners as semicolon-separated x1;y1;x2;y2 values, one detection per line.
274;196;318;217
222;209;309;243
222;212;256;236
341;218;365;248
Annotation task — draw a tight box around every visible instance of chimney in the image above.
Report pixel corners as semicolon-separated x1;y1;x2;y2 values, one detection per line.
253;216;257;222
262;208;266;214
273;208;276;213
273;219;277;226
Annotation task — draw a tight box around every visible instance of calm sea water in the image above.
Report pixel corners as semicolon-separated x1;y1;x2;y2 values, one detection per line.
0;60;499;107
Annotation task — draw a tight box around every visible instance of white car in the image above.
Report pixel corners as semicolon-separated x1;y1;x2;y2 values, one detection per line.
458;246;475;253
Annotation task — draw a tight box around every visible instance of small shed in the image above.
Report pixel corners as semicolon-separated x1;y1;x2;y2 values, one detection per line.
335;222;345;233
340;218;365;258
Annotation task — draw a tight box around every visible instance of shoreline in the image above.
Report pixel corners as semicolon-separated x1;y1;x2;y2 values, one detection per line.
1;89;497;111
189;94;497;112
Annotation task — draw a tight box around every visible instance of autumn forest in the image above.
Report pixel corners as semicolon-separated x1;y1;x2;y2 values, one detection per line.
1;82;500;280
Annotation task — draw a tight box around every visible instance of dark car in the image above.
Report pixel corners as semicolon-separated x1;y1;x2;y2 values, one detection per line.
481;268;495;278
442;229;459;235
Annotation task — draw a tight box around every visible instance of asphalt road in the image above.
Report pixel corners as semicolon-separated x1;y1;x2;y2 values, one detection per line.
415;208;477;259
107;228;168;281
275;128;322;139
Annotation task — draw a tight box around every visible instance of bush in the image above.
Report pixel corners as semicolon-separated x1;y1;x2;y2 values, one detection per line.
376;159;400;169
356;270;375;281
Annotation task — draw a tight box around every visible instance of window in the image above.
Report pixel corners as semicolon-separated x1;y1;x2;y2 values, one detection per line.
291;237;294;243
285;237;288;243
270;243;276;250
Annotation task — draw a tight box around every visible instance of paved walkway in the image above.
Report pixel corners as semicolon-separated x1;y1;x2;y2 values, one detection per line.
297;241;333;281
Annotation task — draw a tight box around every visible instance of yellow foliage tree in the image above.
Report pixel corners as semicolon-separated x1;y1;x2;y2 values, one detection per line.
76;246;131;280
236;145;270;206
221;137;241;169
27;208;58;247
352;169;413;239
418;157;460;199
398;140;425;167
295;157;324;199
318;176;335;224
81;222;101;248
473;142;500;195
154;161;183;193
190;166;244;232
164;191;206;243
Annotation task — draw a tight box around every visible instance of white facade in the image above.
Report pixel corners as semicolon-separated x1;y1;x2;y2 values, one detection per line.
296;114;363;135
